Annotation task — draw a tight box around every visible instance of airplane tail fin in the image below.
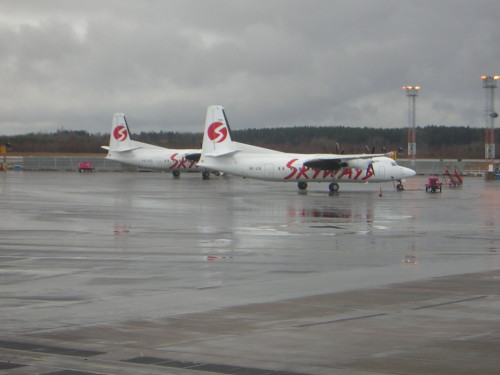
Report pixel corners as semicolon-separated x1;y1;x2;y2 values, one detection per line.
201;105;237;157
104;113;138;152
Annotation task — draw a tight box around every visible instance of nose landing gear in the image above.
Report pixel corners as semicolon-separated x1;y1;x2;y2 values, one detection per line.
394;179;405;191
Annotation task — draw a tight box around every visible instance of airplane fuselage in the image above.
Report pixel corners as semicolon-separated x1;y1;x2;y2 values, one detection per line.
106;148;199;171
201;153;413;183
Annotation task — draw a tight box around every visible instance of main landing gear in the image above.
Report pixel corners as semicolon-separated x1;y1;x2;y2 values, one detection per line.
172;170;214;180
329;183;339;192
297;182;340;192
298;181;308;190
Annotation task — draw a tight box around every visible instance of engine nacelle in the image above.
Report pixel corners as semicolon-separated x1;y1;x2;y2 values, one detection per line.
346;159;373;170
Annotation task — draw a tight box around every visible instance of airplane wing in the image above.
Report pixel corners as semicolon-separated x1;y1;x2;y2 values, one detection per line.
303;158;347;170
185;152;201;162
131;141;166;150
232;141;284;154
102;140;167;153
303;153;387;171
101;144;141;152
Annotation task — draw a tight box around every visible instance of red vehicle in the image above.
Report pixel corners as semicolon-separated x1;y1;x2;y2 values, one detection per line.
78;161;95;173
425;177;442;192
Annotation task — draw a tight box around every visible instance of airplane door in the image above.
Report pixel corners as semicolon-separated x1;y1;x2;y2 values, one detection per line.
377;166;385;179
155;156;164;168
264;163;274;178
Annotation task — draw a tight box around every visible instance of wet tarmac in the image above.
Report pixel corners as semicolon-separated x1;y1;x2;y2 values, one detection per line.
0;171;499;374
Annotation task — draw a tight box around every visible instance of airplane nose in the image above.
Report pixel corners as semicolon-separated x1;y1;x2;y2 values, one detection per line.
401;166;416;178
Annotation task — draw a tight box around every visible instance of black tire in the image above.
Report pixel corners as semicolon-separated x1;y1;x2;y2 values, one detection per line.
298;181;307;190
202;171;210;180
172;170;180;177
329;183;339;192
396;184;404;191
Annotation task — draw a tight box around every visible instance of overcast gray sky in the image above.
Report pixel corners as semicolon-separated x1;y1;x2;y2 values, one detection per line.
1;0;499;135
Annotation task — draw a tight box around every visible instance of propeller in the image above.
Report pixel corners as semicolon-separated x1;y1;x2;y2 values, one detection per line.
335;142;344;154
367;160;375;175
364;145;377;154
347;158;376;175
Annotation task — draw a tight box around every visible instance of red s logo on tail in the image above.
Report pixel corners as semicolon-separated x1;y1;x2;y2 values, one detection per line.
207;122;228;143
113;125;128;141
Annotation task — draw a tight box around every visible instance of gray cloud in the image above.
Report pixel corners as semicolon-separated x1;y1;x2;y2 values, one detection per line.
0;0;499;135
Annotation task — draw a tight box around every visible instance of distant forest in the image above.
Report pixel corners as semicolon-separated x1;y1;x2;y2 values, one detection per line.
0;125;495;159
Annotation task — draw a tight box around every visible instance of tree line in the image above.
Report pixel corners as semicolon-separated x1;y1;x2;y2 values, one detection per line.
0;125;494;159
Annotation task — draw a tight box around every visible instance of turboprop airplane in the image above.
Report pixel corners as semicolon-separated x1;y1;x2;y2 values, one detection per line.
102;113;202;177
197;105;416;191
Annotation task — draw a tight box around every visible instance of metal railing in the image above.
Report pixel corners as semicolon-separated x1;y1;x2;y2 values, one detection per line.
0;156;491;176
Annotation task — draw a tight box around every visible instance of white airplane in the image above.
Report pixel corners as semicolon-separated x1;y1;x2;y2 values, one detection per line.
197;105;416;191
102;113;203;178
